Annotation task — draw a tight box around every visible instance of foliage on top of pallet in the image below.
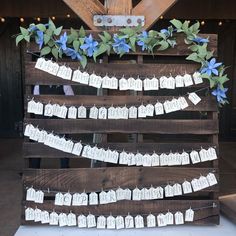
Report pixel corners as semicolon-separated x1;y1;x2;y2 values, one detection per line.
15;19;229;105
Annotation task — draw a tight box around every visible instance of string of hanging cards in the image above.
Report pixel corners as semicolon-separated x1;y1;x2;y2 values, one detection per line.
24;203;217;229
24;123;218;167
34;57;204;92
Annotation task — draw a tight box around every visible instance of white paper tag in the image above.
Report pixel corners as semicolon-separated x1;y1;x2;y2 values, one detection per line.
87;214;96;228
35;57;46;70
146;104;155;117
77;105;87;118
165;184;174;197
135;215;144;228
191;178;201;192
147;214;156;227
193;72;203;84
71;142;83;156
99;191;108;205
185;208;194;222
63;192;72;206
89;192;98;205
181;151;190;165
175;211;184;225
34;190;44;203
155;102;164;115
49;212;59;225
89;74;102;89
102;75;111;89
157;213;167;227
116;216;125;229
80;72;90;85
107;106;116;119
175;75;184;87
55;192;64;206
132;187;141;200
78;214;87;228
72;69;82;83
67;106;77;119
119;77;129;90
178;97;189;110
107;215;116;229
144;78;152;91
110;76;118;89
41;210;50;224
89;106;98;119
27;100;37;114
98;107;107;119
182;180;192;194
190;150;201;164
183;74;193;87
124;188;132;200
116;187;125;201
26;187;36;201
67;212;77;226
207;147;218;160
24;124;34;137
57;66;72;80
134;78;143;91
207;173;218;186
165;76;175;89
173;183;182;196
25;207;35;221
59;213;68;227
199;175;210;189
34;208;42;222
125;215;134;228
108;189;117;203
129;106;138;119
165;211;174;225
44;103;53;117
159;76;168;89
188;92;201;105
97;215;106;229
138;105;147;118
128;77;136;90
160;153;168;166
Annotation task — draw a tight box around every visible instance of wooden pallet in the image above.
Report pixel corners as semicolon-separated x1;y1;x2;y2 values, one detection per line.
22;32;220;226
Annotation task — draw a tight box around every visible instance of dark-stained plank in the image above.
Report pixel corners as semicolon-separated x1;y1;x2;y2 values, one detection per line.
24;118;219;134
220;194;236;224
22;199;219;225
25;95;218;111
23;168;218;192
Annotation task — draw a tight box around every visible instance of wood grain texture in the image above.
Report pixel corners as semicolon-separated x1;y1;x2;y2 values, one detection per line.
24;118;219;134
132;0;177;30
23;168;218;192
62;0;106;30
106;0;132;14
25;95;218;111
27;33;217;56
22;199;219;225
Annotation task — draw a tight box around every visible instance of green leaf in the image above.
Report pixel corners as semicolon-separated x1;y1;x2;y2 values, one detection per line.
36;24;46;32
40;46;51;56
73;40;80;51
44;34;51;44
16;35;24;45
186;52;199;62
80;55;87;68
48;18;56;30
170;19;183;29
99;34;106;43
45;28;53;37
51;47;59;59
54;26;63;36
129;36;136;52
47;39;55;47
24;35;30;42
93;43;108;61
78;26;86;37
158;41;169;51
119;27;135;36
182;21;190;32
103;31;111;41
20;27;29;36
189;45;199;52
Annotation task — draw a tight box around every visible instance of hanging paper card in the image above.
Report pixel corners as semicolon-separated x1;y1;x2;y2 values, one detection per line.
55;192;64;206
98;107;107;119
207;173;218;186
175;211;184;225
191;178;201;192
58;213;68;227
173;183;182;196
116;216;125;230
107;215;116;229
99;191;108;205
144;78;152;91
68;106;77;119
57;66;72;80
25;207;35;221
119;77;129;90
97;215;106;229
110;76;118;89
165;184;174;197
182;180;192;194
125;215;134;228
138;104;147;118
87;214;96;228
181;151;190;165
35;57;46;70
34;208;42;222
134;78;143;91
159;76;168;89
78;214;87;228
129;106;138;119
27;100;37;114
146;104;155;116
41;211;50;224
178;97;189;110
175;75;184;87
89;192;98;205
207;147;217;160
67;212;77;227
102;75;111;89
193;72;203;84
157;213;167;227
49;212;59;225
116;187;125;201
80;72;90;85
165;211;174;225
34;190;44;204
135;152;144;166
198;175;210;189
77;105;87;118
128;77;136;90
185;208;194;222
188;92;201;105
190;150;201;164
183;74;193;87
165;76;175;89
135;215;144;228
132;187;141;200
63;192;72;206
89;106;98;119
154;102;164;115
26;187;36;201
108;189;117;203
72;70;83;83
124;188;132;200
147;214;156;227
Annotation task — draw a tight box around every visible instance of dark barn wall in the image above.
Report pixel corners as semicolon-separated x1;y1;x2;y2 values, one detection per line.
0;18;23;137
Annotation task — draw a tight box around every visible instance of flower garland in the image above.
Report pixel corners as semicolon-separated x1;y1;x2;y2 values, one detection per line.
15;19;229;105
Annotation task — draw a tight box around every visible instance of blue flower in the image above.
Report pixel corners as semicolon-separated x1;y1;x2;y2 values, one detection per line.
137;31;148;51
212;86;228;103
80;34;98;57
55;32;68;51
64;48;82;60
36;30;44;49
28;24;37;32
200;58;222;76
160;28;171;37
192;37;209;44
112;35;131;54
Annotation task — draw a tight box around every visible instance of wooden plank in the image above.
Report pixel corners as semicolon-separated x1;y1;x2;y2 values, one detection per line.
27;33;217;56
220;194;236;224
106;0;132;15
22;199;219;225
62;0;106;30
23;168;218;192
23;142;218;158
24;118;219;134
132;0;177;30
25;95;218;111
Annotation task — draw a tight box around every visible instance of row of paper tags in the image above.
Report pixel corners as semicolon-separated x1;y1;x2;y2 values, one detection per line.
27;94;201;119
35;57;204;91
26;172;217;206
24;124;218;166
25;207;197;229
25;206;196;228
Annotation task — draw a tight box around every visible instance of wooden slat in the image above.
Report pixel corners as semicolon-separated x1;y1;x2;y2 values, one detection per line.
23;142;218;158
106;0;132;15
23;168;218;192
22;200;219;225
27;33;217;56
24;118;219;134
25;95;218;111
62;0;106;30
132;0;177;30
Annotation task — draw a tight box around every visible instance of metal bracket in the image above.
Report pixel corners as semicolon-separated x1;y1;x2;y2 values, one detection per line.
93;15;145;27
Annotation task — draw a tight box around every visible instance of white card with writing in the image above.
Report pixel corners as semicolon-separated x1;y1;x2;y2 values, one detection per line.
34;208;42;222
190;150;201;164
89;106;98;119
175;75;184;87
99;191;108;205
135;215;144;228
68;106;77;119
89;73;102;88
165;184;174;197
26;187;36;201
124;188;132;200
160;153;168;166
165;76;175;89
185;208;194;222
34;190;44;203
116;216;125;229
59;213;68;227
63;192;72;206
173;183;182;196
159;76;168;89
155;102;164;115
98;107;107;119
128;77;136;90
72;69;82;83
107;215;116;229
116;187;125;201
207;173;218;186
97;215;106;229
138;104;147;118
27;100;37;114
67;212;76;227
89;192;98;205
77;105;87;118
35;57;46;70
55;192;64;206
108;189;117;203
129;106;138;119
191;178;201;192
78;214;87;228
41;210;50;224
71;142;83;156
147;214;156;227
132;187;141;200
125;214;134;228
175;211;184;225
144;78;152;91
188;92;201;105
102;75;111;89
87;214;96;228
57;66;72;80
44;103;53;117
193;72;203;84
181;151;190;165
166;211;174;225
207;147;217;160
199;175;210;189
119;77;129;90
146;104;154;117
25;207;35;221
49;211;59;225
178;97;189;110
79;72;90;85
183;74;193;87
134;78;143;91
157;213;167;227
110;76;118;89
182;180;192;194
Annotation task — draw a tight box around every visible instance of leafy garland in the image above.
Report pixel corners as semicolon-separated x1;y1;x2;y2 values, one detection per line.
15;19;229;105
